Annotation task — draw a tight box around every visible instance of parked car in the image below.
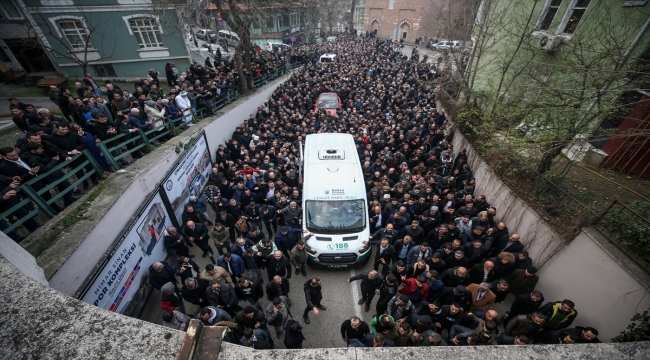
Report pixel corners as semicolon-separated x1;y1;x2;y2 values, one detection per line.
218;30;240;47
200;44;230;60
431;40;462;50
314;92;342;116
195;29;217;42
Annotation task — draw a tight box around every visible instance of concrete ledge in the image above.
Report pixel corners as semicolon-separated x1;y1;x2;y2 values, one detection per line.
218;342;650;360
0;256;184;360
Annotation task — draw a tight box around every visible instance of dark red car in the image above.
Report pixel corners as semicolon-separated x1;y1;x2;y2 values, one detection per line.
314;92;342;116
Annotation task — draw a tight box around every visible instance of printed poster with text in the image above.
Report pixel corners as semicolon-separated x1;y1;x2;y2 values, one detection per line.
163;133;212;225
81;192;171;313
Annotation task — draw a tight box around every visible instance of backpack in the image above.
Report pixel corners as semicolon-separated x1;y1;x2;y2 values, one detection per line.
236;218;248;233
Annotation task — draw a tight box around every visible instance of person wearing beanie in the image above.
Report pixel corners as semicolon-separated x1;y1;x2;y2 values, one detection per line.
160;281;186;314
386;294;415;322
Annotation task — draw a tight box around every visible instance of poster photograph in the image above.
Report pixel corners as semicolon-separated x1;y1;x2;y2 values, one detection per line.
81;192;171;314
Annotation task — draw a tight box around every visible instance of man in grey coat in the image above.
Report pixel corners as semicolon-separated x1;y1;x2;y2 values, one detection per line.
265;297;291;338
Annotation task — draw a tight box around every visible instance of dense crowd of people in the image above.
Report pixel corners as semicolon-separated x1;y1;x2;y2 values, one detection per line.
145;35;602;349
7;33;600;349
3;38;307;242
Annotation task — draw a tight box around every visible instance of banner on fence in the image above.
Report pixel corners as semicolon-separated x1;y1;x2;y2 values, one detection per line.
81;192;171;313
162;132;212;225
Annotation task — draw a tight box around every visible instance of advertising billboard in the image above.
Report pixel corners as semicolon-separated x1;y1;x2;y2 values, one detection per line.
162;132;212;225
81;192;171;313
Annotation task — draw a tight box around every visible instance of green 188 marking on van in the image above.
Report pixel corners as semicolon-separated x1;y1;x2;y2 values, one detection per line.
326;243;349;250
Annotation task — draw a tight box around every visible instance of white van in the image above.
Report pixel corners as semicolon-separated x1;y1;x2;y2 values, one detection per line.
300;133;371;269
319;53;337;63
218;30;240;47
326;36;337;43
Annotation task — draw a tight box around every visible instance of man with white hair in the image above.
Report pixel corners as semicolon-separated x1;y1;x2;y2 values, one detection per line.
176;90;192;124
37;108;65;125
127;108;152;131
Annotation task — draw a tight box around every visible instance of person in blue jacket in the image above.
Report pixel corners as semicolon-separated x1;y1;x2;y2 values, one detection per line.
274;226;307;257
217;252;245;282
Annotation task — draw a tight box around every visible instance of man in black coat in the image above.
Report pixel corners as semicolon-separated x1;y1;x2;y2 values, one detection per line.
163;226;193;257
437;285;472;312
46;122;98;189
234;305;269;334
506;290;544;325
284;319;307;348
303;278;325;324
348;270;384;313
264;250;292;280
204;280;242;316
340;316;370;345
364;237;395;275
266;275;290;301
493;233;524;255
183;220;213;258
0;147;63;212
21;143;76;207
181;277;209;308
235;277;264;309
468;261;495;285
440;266;470;288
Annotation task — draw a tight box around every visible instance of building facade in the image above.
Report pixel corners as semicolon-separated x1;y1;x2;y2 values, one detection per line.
249;8;320;47
0;0;60;76
4;0;192;78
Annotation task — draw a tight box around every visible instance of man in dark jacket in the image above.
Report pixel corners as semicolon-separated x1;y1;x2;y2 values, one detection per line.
284;319;307;348
440;266;470;288
493;233;524;255
148;261;178;290
506;266;539;296
503;312;547;342
507;290;544;325
183;220;213;258
235;305;269;335
266;275;290;301
163;226;192;257
264;250;292;280
46;122;98;189
181;277;210;308
348;270;384;313
437;285;472;312
235;277;264;309
340;316;370;345
21;143;76;207
393;236;415;264
364;237;395;275
303;277;325;325
539;299;578;331
217;252;245;281
205;280;242;316
274;226;306;257
468;261;495;285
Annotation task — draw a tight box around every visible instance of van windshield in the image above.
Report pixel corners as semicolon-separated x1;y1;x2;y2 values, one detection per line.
305;199;366;234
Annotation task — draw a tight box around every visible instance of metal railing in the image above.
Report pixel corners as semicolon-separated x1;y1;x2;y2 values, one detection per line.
0;150;103;234
1;61;306;236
